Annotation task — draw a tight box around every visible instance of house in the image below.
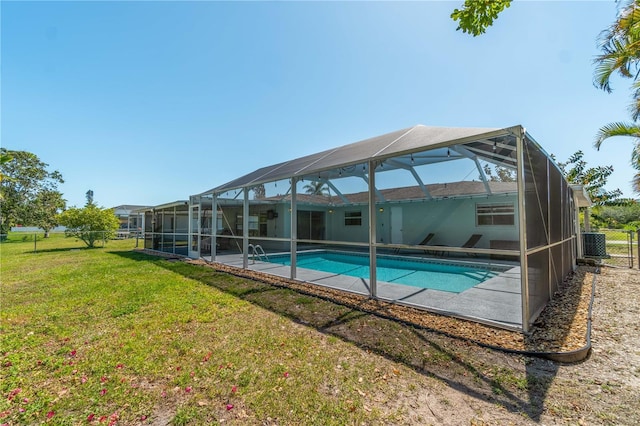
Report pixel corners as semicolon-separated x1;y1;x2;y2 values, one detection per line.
111;205;150;238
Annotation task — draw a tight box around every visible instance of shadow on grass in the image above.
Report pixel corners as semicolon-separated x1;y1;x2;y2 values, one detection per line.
23;246;105;254
111;250;571;422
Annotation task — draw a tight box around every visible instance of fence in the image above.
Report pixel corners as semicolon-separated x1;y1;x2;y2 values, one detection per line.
0;230;143;253
586;229;638;269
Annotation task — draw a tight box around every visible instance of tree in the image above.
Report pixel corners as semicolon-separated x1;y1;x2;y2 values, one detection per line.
303;180;330;196
553;150;625;206
593;1;640;114
481;164;516;182
592;201;640;228
451;0;640;194
252;184;266;199
451;0;511;36
57;201;120;248
594;124;640;193
28;190;66;237
0;148;65;234
0;152;12;183
593;0;640;194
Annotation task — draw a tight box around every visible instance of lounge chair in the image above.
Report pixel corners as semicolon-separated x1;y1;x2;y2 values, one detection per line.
462;234;482;248
462;234;482;256
393;232;435;254
418;233;436;254
418;233;435;246
434;234;482;257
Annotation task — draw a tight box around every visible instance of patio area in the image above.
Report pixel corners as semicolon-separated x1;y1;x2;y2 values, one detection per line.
208;252;523;329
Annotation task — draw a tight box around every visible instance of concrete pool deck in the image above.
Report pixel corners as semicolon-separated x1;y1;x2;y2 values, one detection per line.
208;253;524;330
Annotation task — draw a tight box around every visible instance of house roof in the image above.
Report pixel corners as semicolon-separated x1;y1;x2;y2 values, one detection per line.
570;185;593;208
131;201;189;212
111;204;152;211
199;124;522;195
216;181;518;207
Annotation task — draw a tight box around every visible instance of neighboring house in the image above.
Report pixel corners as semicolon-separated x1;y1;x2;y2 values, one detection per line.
10;226;66;232
111;205;150;237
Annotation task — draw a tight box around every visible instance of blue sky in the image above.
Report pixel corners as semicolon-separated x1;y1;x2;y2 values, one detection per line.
2;1;636;208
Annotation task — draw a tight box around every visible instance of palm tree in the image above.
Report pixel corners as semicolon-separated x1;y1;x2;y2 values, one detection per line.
593;0;640;193
593;1;640;104
594;123;640;192
303;180;329;196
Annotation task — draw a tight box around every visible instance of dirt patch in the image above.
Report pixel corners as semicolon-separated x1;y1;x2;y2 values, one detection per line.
329;265;639;426
387;266;640;426
535;266;640;425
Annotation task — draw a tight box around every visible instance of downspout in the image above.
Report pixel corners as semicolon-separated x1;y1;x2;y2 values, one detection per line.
516;127;530;332
573;194;582;260
368;160;377;298
290;178;297;280
583;207;591;232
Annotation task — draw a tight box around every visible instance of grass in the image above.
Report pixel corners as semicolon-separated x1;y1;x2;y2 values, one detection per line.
1;234;394;424
584;229;638;265
4;233;625;425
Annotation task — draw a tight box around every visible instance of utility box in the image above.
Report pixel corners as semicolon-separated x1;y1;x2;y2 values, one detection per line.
583;233;608;257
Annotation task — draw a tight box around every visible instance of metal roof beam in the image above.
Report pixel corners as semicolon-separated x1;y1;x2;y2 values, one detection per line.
323;179;350;204
385;158;433;199
450;145;492;195
361;174;386;202
464;145;517;167
475;158;492;195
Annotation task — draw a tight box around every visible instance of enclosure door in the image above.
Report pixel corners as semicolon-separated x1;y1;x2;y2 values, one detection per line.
188;205;199;258
391;206;403;244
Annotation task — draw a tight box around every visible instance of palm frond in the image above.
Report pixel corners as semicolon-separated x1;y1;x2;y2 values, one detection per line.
594;121;640;149
615;1;640;33
632;172;640;194
631;141;640;165
593;57;617;92
594;1;640;91
630;80;640;120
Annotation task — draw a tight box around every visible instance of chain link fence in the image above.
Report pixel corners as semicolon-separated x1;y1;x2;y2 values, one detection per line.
585;229;637;269
0;230;143;252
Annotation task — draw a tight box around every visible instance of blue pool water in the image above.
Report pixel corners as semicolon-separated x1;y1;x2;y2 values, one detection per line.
266;251;503;293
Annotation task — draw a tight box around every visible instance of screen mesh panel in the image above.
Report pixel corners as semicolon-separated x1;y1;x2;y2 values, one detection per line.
527;249;550;323
549;165;562;244
524;139;549;249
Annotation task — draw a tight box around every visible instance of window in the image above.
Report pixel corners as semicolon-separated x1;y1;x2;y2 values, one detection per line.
236;215;259;231
344;211;362;226
476;203;515;226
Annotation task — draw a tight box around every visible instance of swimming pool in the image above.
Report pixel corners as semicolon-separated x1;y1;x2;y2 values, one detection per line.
265;251;507;293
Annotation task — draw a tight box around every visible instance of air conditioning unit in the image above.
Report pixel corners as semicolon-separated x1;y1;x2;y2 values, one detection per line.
582;233;607;257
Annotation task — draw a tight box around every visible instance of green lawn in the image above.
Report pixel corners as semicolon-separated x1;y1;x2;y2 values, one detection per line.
9;233;614;425
597;229;637;258
2;234;418;425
